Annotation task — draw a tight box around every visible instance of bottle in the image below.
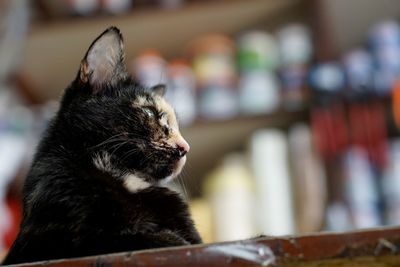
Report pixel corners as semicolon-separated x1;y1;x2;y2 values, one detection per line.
325;201;353;231
237;31;280;114
382;139;400;225
167;60;197;126
288;123;327;233
237;31;279;71
102;0;132;14
279;66;308;111
238;71;279;114
249;129;295;235
369;20;400;95
187;34;238;120
392;80;400;128
277;24;312;67
343;49;374;96
309;63;345;93
69;0;99;16
130;50;168;88
204;153;256;241
189;198;213;243
344;147;382;228
277;24;313;110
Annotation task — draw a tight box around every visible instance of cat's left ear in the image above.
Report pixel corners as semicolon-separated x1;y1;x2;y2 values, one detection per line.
151;84;166;97
79;26;128;90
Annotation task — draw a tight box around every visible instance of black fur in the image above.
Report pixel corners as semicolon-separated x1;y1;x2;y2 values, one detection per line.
2;27;201;265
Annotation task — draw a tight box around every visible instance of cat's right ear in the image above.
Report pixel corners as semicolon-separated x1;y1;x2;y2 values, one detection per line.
151;84;166;97
78;26;128;92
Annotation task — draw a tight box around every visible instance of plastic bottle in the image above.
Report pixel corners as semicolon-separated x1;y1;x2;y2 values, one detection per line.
344;147;382;228
204;153;256;241
167;60;197;126
382;139;400;225
249;129;295;235
102;0;132;14
187;34;238;120
277;24;312;110
369;20;400;95
130;50;168;88
288;123;327;233
237;31;280;114
277;24;312;67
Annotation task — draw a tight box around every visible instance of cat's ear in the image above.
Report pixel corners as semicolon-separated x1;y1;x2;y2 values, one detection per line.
78;26;128;90
151;84;166;97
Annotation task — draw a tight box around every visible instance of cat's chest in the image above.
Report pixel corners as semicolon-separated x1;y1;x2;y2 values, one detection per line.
108;186;188;230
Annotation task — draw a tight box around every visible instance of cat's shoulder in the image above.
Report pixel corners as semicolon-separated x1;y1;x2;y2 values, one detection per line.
135;186;189;211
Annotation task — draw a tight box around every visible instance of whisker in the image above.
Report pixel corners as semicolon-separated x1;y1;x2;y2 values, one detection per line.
178;174;189;201
108;140;131;158
119;148;141;163
89;133;126;149
181;160;199;197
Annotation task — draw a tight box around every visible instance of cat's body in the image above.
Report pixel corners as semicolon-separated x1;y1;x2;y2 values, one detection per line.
2;27;201;265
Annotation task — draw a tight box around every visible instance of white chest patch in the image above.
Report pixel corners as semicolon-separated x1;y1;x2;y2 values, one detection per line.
123;174;151;193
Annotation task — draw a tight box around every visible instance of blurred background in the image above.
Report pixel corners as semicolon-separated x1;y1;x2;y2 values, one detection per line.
2;0;400;258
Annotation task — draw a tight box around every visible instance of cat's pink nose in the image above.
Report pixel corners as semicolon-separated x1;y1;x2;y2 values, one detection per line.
176;139;190;157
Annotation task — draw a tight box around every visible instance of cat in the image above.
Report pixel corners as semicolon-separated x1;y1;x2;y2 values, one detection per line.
2;26;202;265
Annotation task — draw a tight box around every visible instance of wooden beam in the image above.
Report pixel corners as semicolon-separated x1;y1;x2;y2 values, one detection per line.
12;227;400;267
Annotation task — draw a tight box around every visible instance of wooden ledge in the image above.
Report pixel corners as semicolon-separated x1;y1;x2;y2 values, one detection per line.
7;227;400;267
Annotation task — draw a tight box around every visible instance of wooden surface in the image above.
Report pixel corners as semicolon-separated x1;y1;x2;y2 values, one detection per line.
7;227;400;267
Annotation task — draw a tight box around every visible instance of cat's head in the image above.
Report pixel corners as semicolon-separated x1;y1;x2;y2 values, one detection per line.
60;27;189;191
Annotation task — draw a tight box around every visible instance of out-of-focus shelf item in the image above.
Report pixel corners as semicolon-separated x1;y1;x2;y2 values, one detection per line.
319;0;400;54
181;109;309;196
10;227;400;267
21;0;304;102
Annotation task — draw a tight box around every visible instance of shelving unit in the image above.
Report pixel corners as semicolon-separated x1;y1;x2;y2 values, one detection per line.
14;0;312;197
21;0;306;102
17;0;399;202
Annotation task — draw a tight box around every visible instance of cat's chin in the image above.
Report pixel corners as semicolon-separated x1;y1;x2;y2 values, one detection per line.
159;155;187;185
174;155;187;177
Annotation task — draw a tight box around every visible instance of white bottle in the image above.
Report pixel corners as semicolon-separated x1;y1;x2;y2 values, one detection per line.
382;139;400;224
239;71;280;114
249;129;295;235
204;154;256;242
344;147;381;228
167;60;197;126
102;0;132;14
288;124;327;233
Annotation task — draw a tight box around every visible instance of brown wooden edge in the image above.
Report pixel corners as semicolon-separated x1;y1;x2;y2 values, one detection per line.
5;227;400;267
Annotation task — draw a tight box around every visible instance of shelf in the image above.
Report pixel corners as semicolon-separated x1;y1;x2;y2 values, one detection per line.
181;109;309;196
20;0;305;102
13;226;400;267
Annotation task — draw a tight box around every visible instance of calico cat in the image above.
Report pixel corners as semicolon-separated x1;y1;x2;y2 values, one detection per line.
2;27;201;265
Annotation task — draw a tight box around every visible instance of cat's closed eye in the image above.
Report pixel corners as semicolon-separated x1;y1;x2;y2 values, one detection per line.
143;107;155;118
142;107;166;120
